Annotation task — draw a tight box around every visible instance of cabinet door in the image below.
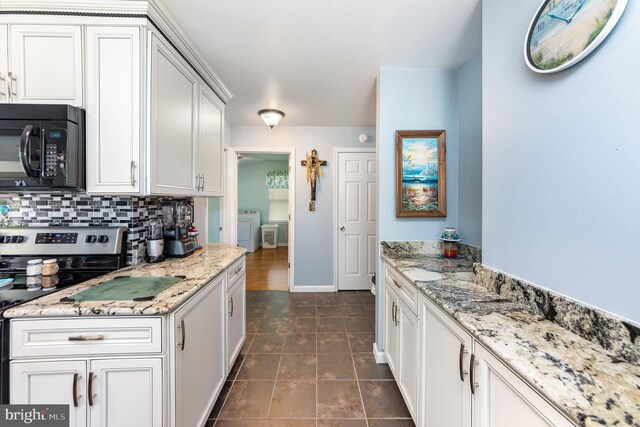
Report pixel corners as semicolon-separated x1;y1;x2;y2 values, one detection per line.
172;274;226;427
0;25;8;103
149;34;198;196
89;358;162;427
10;360;87;427
9;25;83;106
383;285;399;375
397;301;419;421
473;344;575;427
421;296;472;427
226;274;246;372
85;26;141;194
197;84;224;197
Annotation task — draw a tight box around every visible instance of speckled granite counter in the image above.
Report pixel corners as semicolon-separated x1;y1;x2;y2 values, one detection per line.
4;244;246;318
381;242;640;427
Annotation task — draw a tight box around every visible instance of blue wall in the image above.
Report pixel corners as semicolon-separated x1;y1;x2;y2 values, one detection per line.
238;160;290;245
483;0;640;322
232;126;375;287
377;68;460;243
457;53;483;247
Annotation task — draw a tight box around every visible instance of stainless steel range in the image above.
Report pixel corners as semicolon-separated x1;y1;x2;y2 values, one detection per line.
0;226;127;403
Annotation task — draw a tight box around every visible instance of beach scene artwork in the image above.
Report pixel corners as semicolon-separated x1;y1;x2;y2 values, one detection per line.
401;137;439;212
529;0;621;71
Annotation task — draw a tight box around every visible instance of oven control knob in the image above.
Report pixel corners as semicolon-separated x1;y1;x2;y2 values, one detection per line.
98;235;109;243
85;235;97;243
10;236;24;243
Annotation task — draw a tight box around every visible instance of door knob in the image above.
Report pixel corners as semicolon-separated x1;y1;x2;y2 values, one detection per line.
340;226;345;232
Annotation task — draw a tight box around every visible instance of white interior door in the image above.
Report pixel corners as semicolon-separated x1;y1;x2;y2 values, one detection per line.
337;151;376;290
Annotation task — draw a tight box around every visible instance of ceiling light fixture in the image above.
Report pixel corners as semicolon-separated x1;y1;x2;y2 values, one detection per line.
258;109;285;129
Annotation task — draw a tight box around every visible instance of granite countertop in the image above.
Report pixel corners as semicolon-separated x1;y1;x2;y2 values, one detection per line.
4;244;246;318
382;250;640;427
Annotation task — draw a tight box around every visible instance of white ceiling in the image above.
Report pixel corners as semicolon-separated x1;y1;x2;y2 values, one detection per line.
163;0;482;127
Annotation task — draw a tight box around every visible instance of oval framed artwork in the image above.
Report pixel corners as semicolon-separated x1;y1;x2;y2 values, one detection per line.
524;0;628;73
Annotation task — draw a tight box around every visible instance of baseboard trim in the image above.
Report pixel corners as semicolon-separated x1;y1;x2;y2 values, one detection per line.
373;342;387;364
289;285;335;293
277;243;288;247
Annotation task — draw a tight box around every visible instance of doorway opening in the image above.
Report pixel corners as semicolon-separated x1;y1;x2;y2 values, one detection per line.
233;149;295;291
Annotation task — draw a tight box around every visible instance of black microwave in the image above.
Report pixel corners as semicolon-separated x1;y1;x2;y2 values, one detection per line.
0;104;85;191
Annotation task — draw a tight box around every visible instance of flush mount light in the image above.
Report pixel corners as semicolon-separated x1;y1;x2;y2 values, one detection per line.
258;109;285;129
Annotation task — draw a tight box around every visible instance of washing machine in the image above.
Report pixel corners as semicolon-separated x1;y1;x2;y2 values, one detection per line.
237;210;261;252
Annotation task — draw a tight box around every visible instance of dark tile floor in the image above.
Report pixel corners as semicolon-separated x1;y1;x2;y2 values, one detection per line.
207;290;414;427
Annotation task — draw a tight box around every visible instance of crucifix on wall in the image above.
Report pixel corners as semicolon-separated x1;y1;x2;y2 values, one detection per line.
301;149;327;209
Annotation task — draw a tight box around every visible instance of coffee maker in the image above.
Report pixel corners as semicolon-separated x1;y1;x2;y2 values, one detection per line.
162;201;196;258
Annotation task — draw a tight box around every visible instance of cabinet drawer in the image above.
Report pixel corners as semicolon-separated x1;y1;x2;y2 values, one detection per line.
385;264;418;316
227;256;246;289
11;317;162;358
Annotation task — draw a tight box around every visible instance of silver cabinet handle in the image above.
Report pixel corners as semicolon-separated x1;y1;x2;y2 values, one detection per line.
130;161;136;185
201;174;205;191
8;72;16;101
392;279;402;289
179;318;186;351
230;297;234;317
459;343;469;381
470;354;479;394
68;335;104;341
234;266;242;275
391;301;396;323
340;226;345;232
88;372;95;406
72;373;80;407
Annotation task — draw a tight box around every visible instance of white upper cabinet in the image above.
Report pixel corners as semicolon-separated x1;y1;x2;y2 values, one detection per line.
0;25;8;103
9;25;83;106
148;34;198;196
85;26;141;194
196;84;225;197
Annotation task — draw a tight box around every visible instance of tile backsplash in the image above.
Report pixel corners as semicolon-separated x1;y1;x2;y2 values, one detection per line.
0;193;192;265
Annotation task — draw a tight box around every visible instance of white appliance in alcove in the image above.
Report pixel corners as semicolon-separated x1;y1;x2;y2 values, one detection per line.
237;210;261;252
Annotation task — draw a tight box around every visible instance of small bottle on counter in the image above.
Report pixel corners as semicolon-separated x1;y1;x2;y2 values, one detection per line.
42;259;59;276
26;259;43;276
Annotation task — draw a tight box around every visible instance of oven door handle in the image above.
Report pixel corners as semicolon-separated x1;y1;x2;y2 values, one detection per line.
19;125;39;178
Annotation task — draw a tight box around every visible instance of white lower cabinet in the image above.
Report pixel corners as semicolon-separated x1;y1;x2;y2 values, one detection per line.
226;272;246;373
473;344;575;427
11;360;87;427
420;296;472;427
383;261;577;427
171;273;226;427
11;357;161;427
384;271;418;421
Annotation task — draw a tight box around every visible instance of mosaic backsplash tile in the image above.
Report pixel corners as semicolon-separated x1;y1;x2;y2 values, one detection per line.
474;264;640;364
0;193;192;265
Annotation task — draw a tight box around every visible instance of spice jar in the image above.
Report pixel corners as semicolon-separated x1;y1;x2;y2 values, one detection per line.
42;259;59;276
26;259;43;276
442;241;459;258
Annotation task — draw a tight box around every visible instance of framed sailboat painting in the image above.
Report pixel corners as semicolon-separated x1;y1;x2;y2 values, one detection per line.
395;130;447;218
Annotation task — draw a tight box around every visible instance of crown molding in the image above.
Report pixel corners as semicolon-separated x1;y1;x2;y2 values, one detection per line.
0;0;233;103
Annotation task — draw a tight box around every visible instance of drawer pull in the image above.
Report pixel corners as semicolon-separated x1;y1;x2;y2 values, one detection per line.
230;297;234;317
392;279;402;289
233;266;242;275
88;372;95;406
72;373;80;407
68;335;104;341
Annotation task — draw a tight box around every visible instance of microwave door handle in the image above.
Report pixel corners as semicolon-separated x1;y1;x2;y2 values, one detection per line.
19;125;38;178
